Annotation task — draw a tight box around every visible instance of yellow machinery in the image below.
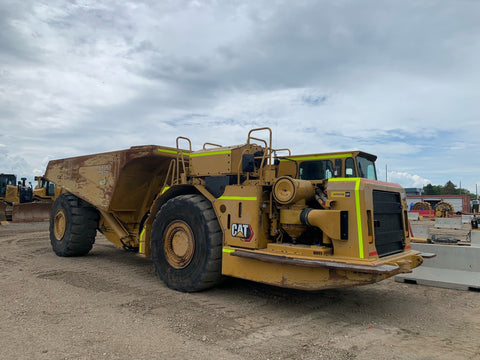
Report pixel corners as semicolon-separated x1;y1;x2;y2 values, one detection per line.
33;176;61;200
0;174;54;223
0;174;17;221
434;201;454;218
412;201;431;211
45;127;432;292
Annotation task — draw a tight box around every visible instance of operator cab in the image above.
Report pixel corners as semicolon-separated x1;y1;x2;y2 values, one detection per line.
34;176;57;197
277;151;377;181
0;174;17;198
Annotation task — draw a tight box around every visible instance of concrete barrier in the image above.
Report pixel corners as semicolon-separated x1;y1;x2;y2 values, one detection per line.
395;243;480;291
408;212;419;221
471;231;480;247
462;215;473;224
434;217;462;230
410;224;429;238
410;210;434;218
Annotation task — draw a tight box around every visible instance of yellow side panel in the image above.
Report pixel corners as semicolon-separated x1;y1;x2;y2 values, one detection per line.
213;185;269;249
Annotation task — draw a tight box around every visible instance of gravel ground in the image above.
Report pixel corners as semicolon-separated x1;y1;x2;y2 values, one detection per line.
1;222;479;360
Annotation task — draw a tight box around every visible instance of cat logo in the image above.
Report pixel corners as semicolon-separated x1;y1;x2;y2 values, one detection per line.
231;223;254;242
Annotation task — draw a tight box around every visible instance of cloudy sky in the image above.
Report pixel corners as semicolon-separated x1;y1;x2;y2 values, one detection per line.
1;0;479;193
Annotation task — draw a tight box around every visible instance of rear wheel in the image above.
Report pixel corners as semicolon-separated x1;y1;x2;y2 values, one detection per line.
49;194;99;256
151;194;223;292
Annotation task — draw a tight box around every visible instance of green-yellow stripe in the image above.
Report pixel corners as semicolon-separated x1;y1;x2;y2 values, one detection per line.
354;179;364;259
139;227;146;253
157;148;182;155
281;153;352;161
222;248;235;253
158;149;231;157
161;186;170;194
190;150;231;157
218;196;257;201
328;177;364;258
327;177;360;182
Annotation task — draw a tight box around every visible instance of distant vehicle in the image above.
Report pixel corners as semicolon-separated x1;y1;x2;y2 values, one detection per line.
0;173;53;222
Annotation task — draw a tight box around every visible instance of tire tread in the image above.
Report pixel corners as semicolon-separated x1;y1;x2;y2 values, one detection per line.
50;193;99;256
151;194;223;292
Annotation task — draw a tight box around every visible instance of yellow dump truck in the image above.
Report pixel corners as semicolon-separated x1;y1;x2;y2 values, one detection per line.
45;127;431;292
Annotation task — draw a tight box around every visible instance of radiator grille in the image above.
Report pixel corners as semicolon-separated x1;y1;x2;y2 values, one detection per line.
373;190;405;257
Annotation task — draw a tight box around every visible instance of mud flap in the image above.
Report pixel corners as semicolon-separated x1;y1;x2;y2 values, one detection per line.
12;202;52;223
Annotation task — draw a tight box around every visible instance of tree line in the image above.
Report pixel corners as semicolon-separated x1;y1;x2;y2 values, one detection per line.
423;181;477;198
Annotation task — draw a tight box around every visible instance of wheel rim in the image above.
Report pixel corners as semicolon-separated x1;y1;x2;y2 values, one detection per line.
54;209;66;240
164;220;195;269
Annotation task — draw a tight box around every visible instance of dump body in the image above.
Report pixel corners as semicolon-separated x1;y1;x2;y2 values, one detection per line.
45;145;177;212
45;128;428;291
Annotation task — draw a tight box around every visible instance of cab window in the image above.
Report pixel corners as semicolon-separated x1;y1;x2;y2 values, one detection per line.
43;180;56;197
345;158;356;177
357;155;377;180
299;160;335;180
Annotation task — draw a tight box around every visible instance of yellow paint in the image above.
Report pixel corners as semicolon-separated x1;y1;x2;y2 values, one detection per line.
161;186;170;194
221;251;382;290
329;178;364;258
222;248;235;253
139;226;146;253
331;191;346;197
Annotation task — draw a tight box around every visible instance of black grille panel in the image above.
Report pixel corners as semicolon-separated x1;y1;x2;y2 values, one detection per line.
373;190;405;257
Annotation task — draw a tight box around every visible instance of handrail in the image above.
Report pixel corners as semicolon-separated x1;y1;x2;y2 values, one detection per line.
203;142;223;150
176;136;192;152
163;159;176;188
273;148;291;157
175;136;191;183
247;127;272;149
249;136;268;148
247;127;273;166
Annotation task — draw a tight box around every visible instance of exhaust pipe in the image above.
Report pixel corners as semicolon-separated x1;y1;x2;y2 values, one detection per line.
300;208;349;240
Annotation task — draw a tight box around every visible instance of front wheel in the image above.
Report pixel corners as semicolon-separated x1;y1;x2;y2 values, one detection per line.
150;194;223;292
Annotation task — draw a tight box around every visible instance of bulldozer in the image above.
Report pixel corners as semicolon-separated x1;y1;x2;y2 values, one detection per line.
33;176;61;200
0;173;54;223
0;173;18;221
44;127;432;292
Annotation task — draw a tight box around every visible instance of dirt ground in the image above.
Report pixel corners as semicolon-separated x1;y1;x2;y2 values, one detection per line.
1;222;479;360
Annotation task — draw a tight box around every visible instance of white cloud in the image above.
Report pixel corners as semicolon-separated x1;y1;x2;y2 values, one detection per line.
387;171;432;189
0;0;479;194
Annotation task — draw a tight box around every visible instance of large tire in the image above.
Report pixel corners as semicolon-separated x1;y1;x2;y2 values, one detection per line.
50;194;98;257
150;194;223;292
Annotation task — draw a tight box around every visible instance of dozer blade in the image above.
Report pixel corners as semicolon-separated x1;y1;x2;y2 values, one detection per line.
0;202;6;221
12;202;52;223
0;201;12;222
